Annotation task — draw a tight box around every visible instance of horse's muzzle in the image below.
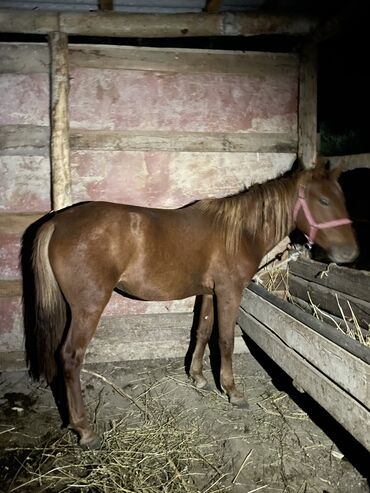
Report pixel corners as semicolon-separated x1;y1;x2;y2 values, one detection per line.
329;244;359;264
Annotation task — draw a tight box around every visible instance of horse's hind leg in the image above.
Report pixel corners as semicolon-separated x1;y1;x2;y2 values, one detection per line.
189;294;214;389
60;299;110;449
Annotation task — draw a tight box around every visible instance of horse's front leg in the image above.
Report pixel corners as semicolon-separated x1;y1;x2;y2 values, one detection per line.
216;288;248;408
189;294;214;389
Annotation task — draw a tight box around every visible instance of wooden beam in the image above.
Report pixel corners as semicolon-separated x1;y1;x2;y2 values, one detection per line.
0;125;49;156
49;31;72;210
0;9;318;37
0;212;44;234
298;41;318;169
0;126;297;154
0;280;22;297
289;257;370;303
70;130;297;153
68;44;298;75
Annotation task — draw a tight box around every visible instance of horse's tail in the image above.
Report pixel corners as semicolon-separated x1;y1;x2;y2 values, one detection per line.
23;220;66;384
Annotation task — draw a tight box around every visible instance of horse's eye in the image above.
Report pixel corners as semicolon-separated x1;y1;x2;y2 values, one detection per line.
319;197;330;206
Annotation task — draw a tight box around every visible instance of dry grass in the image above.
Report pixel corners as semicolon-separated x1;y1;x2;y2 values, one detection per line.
255;252;370;348
5;377;230;493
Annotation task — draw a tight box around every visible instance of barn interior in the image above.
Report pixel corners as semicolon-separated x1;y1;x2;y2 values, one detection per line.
0;1;369;492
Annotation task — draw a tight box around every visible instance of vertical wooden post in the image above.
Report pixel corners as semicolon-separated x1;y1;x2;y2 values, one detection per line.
49;30;72;210
298;41;318;169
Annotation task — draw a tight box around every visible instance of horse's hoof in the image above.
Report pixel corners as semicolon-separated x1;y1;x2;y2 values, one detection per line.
80;434;102;450
229;395;249;409
191;375;209;390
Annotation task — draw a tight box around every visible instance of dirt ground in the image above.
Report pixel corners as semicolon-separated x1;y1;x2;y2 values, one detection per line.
0;349;369;493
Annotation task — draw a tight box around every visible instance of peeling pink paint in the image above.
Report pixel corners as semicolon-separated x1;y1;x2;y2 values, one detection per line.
69;69;297;133
0;156;51;212
71;151;294;207
0;233;21;278
0;74;49;125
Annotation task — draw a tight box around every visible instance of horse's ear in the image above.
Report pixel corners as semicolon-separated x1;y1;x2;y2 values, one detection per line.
330;162;345;181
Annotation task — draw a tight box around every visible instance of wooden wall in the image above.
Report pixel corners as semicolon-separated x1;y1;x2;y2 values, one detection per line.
0;40;298;360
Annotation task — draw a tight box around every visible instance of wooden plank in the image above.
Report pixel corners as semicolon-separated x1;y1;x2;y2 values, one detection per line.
68;44;299;75
298;41;317;168
0;212;44;234
238;308;370;452
0;43;49;74
0;315;247;370
70;129;297;153
246;283;370;365
325;153;370;172
49;31;72;210
0;9;58;34
0;125;49;156
0;125;297;154
0;279;22;297
289;257;370;302
240;286;370;410
288;275;370;329
0;10;317;37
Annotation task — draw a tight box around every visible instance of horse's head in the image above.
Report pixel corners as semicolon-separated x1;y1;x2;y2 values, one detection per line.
295;164;359;264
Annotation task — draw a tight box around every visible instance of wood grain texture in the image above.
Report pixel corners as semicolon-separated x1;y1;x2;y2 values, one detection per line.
0;10;317;37
289;257;370;302
298;41;317;168
238;308;370;452
240;286;370;408
49;31;72;210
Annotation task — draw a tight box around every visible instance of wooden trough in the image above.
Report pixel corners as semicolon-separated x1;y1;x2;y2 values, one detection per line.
238;257;370;452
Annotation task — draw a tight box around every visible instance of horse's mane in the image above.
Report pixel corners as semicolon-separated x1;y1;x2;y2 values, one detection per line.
196;168;312;255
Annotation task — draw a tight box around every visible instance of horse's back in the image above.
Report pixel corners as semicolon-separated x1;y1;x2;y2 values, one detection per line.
45;201;219;301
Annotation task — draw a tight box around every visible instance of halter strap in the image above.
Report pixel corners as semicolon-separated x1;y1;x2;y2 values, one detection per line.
293;186;351;246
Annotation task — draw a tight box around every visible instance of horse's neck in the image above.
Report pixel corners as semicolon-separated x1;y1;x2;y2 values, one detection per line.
256;174;301;256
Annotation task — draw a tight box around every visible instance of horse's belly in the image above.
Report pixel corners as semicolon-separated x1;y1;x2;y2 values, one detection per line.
116;271;212;301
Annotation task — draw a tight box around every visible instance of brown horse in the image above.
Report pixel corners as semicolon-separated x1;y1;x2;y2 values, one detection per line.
22;162;358;448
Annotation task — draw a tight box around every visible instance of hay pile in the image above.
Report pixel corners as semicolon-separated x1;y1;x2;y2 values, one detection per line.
7;376;229;493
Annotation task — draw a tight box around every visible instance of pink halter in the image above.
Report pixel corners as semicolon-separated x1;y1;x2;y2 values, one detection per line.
293;186;352;246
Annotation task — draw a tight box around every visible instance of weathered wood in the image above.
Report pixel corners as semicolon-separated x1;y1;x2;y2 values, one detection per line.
0;43;49;73
49;31;72;210
0;316;247;370
0;9;58;34
0;9;317;37
298;41;318;168
326;153;370;171
246;283;370;364
70;129;297;153
238;308;370;452
290;295;369;338
0;125;49;156
0;212;44;234
68;44;299;75
240;285;370;409
289;257;370;302
288;275;370;328
0;279;22;297
2;118;297;158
